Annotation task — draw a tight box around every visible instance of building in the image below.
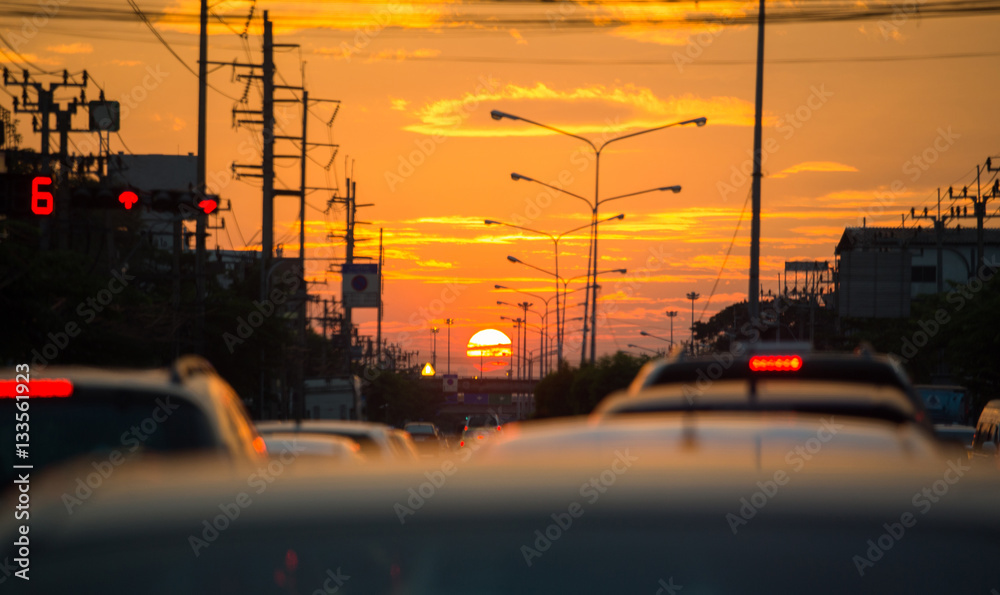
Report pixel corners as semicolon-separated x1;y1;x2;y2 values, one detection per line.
835;225;1000;318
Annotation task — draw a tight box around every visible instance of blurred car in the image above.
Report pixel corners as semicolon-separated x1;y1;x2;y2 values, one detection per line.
933;423;976;454
460;425;496;448
0;355;266;488
389;428;421;460
261;432;364;464
404;421;447;455
626;343;929;426
7;452;1000;594
971;398;1000;458
483;413;942;465
594;380;929;432
255;419;408;462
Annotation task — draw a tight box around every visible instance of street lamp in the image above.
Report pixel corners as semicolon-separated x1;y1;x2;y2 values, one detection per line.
498;300;547;377
640;330;671;344
444;318;454;374
686;293;700;354
496;109;705;364
485;213;624;366
627;344;661;356
500;315;526;379
430;327;439;370
665;311;678;350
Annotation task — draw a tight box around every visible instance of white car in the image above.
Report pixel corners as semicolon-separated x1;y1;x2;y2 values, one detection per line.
256;420;408;462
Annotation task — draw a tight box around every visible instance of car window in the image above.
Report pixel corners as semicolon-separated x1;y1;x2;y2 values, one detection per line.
0;387;215;484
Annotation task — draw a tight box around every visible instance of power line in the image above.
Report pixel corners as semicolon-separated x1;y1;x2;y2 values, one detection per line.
701;188;752;319
126;0;240;101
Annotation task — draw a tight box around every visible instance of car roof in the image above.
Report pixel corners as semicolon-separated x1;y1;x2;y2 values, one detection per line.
484;413;941;463
256;419;392;436
630;348;916;396
595;380;923;425
261;432;361;456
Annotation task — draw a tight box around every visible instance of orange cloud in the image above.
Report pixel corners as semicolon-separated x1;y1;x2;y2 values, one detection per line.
47;42;93;54
771;161;859;179
404;82;759;137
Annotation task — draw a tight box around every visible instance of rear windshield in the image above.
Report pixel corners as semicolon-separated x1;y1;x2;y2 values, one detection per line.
1;387;217;483
405;424;434;435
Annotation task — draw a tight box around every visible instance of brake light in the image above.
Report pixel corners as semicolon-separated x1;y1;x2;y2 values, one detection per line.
460;440;465;447
0;379;73;398
253;435;268;455
749;355;802;372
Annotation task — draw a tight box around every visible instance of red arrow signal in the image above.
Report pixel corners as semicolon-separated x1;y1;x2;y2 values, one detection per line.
199;199;217;214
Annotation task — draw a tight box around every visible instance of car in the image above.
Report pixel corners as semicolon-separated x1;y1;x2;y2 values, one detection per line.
483;413;943;464
0;355;266;489
460;425;496;448
255;419;408;462
933;423;976;454
404;421;447;455
389;428;421;460
971;398;1000;458
7;450;1000;594
261;432;364;464
626;343;928;424
594;380;929;431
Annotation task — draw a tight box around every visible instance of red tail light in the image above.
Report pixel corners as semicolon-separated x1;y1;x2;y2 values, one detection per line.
0;379;74;398
749;355;802;372
459;440;465;447
252;435;268;456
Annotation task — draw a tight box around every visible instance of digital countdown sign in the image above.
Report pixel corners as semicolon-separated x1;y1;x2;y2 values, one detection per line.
27;176;218;215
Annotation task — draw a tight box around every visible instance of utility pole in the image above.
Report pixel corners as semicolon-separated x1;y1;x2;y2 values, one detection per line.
445;318;454;374
194;0;208;355
748;0;766;323
378;228;384;366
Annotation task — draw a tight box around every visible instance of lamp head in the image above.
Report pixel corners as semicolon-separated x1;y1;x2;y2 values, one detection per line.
616;268;627;274
506;255;519;263
640;331;650;337
683;117;707;127
660;185;682;193
484;219;497;225
491;110;516;121
494;284;506;289
510;172;532;182
614;213;625;220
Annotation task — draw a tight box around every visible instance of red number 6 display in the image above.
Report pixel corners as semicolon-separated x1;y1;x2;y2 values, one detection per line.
31;176;54;215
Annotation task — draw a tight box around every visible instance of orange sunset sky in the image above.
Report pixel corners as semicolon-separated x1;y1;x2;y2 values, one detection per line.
2;1;999;375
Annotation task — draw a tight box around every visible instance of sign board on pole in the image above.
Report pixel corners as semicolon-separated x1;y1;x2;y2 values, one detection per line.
442;374;458;393
341;263;379;309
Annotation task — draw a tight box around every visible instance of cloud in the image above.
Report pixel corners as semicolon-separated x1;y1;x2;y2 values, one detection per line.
47;42;93;54
111;59;143;67
404;82;758;137
771;161;858;179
